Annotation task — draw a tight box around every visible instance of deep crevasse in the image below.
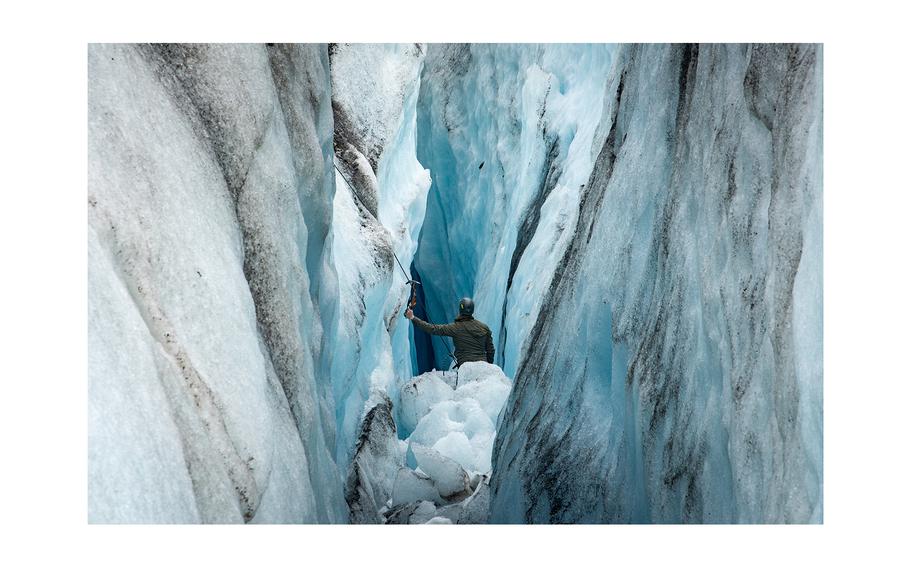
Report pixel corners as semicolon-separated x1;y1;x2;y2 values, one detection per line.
88;43;822;524
411;43;822;523
414;44;618;377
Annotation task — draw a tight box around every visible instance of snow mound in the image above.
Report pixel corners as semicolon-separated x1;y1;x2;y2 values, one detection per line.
398;372;454;436
383;361;510;523
405;362;511;475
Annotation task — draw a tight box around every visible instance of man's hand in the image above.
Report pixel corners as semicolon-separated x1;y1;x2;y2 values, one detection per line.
405;308;414;320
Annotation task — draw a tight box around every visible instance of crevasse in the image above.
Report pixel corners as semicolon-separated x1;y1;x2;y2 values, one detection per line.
88;43;822;524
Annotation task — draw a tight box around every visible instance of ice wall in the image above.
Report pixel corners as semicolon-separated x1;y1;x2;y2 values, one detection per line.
88;42;823;525
414;44;616;376
326;44;432;490
489;44;823;523
88;43;346;523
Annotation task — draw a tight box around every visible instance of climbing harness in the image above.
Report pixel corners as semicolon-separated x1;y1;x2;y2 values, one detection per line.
332;158;458;369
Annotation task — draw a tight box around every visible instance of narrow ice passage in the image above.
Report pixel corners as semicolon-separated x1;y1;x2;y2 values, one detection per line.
338;43;822;524
87;43;822;524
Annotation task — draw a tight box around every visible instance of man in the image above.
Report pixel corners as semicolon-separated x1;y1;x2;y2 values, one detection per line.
405;297;495;367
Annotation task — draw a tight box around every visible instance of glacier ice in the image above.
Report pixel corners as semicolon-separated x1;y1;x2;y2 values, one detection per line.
327;43;431;467
414;44;617;377
391;468;442;506
344;396;403;523
407;500;439;524
457;477;492;524
88;42;822;525
405;364;511;476
485;44;823;523
412;43;822;523
397;372;455;436
347;361;511;523
88;43;346;523
410;443;471;498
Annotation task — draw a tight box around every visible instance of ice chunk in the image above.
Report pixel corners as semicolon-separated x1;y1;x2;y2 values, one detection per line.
432;432;477;473
407;398;498;474
408;500;438;524
424;516;453;524
411;443;470;498
432;502;465;523
455;361;509;385
384;501;419;524
345;397;402;523
402;363;513;476
397;371;454;435
390;467;441;506
458;478;491;524
454;380;511;423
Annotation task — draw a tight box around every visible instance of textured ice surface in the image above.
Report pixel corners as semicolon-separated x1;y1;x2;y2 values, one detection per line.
89;42;822;526
88;44;345;523
408;500;439;524
458;478;492;524
398;372;454;436
344;397;403;523
349;361;510;522
415;44;617;376
410;444;470;498
328;43;432;473
391;468;441;506
488;44;823;523
405;363;511;475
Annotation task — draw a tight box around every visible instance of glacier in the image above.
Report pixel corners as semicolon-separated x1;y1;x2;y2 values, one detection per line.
88;42;822;524
88;43;346;523
487;44;822;523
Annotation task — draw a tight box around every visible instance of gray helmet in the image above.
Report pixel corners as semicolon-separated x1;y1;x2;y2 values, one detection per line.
458;297;475;316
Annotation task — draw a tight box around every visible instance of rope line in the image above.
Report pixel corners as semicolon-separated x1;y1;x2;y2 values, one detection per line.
332;158;457;368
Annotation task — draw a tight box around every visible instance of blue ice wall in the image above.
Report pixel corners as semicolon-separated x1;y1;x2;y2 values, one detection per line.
409;262;439;374
488;44;823;523
414;44;616;374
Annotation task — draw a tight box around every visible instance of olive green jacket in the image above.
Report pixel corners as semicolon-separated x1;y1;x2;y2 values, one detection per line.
411;314;495;365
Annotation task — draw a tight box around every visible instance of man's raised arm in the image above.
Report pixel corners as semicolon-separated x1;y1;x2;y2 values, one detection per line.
405;309;457;337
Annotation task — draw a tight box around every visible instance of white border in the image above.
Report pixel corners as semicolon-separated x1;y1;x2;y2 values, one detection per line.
2;0;908;566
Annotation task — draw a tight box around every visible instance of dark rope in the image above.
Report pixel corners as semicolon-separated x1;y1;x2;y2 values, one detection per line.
332;158;457;369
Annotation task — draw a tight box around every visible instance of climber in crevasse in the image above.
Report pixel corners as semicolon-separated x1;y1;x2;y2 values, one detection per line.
405;297;494;367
